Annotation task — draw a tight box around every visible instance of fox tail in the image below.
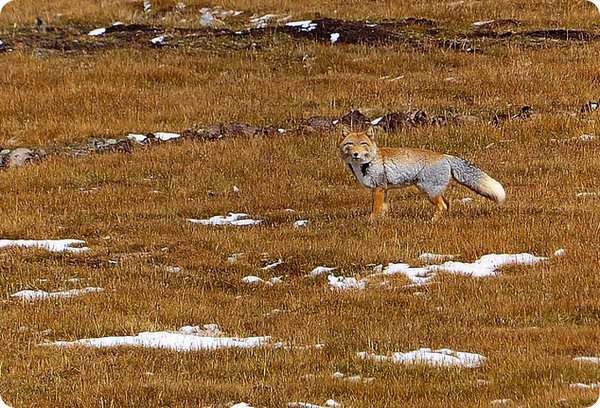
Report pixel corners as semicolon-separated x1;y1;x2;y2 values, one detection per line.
446;156;506;205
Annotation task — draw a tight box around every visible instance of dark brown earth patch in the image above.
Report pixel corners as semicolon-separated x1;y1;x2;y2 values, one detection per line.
1;18;598;54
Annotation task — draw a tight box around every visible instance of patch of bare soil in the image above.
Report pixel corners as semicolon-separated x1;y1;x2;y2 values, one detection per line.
1;18;598;54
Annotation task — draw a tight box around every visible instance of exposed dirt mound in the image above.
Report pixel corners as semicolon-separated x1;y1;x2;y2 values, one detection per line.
279;18;397;45
1;18;598;54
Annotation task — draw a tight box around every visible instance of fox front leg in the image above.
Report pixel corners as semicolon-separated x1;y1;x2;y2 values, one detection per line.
370;187;389;219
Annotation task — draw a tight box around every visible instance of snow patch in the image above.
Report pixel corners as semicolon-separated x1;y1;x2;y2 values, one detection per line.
286;20;317;31
0;394;12;408
262;259;283;270
242;275;282;286
154;132;181;141
46;326;270;351
88;27;106;36
128;133;147;143
294;220;308;228
574;356;600;364
358;348;486;368
306;266;336;278
0;239;89;253
328;274;366;290
188;213;261;226
11;287;103;301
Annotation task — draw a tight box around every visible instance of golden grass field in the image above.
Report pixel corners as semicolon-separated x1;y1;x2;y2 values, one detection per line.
1;0;600;407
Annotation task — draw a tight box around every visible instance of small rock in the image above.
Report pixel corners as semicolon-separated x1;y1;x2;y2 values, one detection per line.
581;100;599;113
91;138;132;153
260;124;280;137
202;122;223;140
375;112;415;132
181;129;203;140
4;147;38;168
339;110;371;130
298;115;335;133
222;122;260;138
511;105;539;121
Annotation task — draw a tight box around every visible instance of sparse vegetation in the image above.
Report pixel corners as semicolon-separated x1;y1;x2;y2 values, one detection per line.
1;0;600;407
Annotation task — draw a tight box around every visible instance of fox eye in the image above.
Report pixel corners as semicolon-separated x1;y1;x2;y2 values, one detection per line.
360;142;368;146
344;141;354;146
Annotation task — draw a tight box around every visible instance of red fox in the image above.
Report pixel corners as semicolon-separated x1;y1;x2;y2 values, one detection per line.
339;127;505;218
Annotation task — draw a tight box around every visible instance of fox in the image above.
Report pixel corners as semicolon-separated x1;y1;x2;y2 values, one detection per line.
339;127;505;218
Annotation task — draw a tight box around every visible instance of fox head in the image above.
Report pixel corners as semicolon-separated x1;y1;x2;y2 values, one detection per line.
339;126;378;164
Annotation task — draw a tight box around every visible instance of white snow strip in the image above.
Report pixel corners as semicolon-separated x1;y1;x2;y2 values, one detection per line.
151;35;165;44
381;253;547;285
128;133;147;143
358;348;486;368
328;274;366;290
154;132;181;141
574;357;600;364
285;20;317;31
12;287;103;301
371;116;384;125
490;399;511;405
251;14;277;28
262;259;283;270
578;134;595;141
242;276;281;285
306;266;336;278
294;220;308;228
381;263;434;285
330;33;340;43
0;395;12;408
473;20;494;26
285;20;313;27
0;239;89;253
554;248;565;256
232;404;255;408
288;403;328;408
88;27;106;36
428;253;547;277
325;252;549;290
570;382;600;389
47;328;270;351
188;213;261;226
242;276;264;284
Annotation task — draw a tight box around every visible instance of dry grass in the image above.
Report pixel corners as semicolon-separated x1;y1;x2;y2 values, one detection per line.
2;0;600;407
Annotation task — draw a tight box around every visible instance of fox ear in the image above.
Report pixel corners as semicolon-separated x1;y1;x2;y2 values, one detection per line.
366;126;375;138
342;127;350;137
